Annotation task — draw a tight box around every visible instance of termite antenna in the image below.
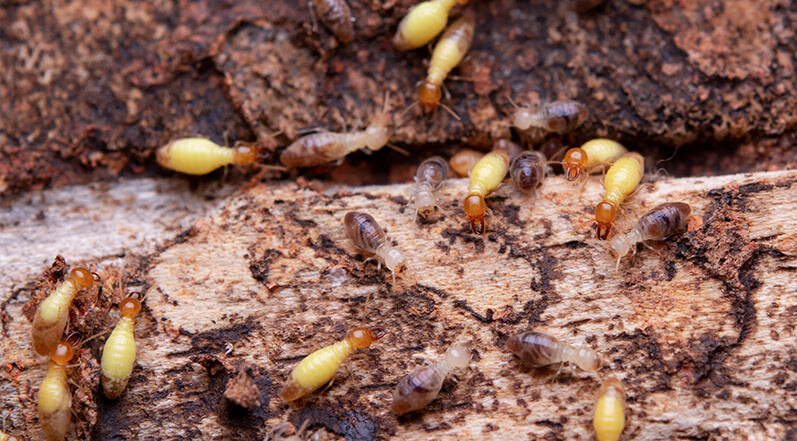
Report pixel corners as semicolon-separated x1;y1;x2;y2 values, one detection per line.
439;102;461;121
387;143;410;156
506;94;521;110
397;100;419;124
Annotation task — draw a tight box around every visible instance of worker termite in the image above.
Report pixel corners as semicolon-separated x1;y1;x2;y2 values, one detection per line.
410;156;449;217
38;340;75;441
593;377;626;441
506;330;600;372
562;138;628;182
391;342;470;415
463;148;510;235
610;202;691;270
510;99;589;135
449;148;484;177
343;211;408;283
311;0;354;43
419;15;475;114
595;152;645;240
280;326;385;401
280;96;397;168
100;292;143;399
156;137;258;176
393;0;468;51
510;151;547;195
31;267;95;356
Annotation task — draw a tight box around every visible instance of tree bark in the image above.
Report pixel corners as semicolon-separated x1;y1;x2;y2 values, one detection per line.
1;169;796;440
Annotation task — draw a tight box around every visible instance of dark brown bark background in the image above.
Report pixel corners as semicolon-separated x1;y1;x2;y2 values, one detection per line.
2;0;796;195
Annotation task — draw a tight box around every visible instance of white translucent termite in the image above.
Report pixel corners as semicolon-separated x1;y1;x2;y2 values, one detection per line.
391;342;470;414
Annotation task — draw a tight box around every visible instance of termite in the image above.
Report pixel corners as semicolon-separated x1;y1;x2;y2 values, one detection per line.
449;148;484;177
0;433;22;441
610;202;691;270
510;150;547;195
419;15;475;114
562;138;628;182
491;138;523;160
31;267;95;356
343;211;408;283
100;293;143;399
410;156;449;217
311;0;354;43
506;330;600;372
281;326;385;401
393;0;469;51
595;152;645;240
280;98;393;168
38;340;75;441
391;342;470;415
463;149;510;235
511;99;589;135
593;377;626;441
156;137;258;176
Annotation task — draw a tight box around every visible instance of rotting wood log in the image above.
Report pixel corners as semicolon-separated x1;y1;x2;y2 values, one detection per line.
1;169;796;441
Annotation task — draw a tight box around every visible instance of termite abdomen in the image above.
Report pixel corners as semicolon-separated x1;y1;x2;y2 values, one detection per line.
594;377;626;441
312;0;355;43
510;151;547;194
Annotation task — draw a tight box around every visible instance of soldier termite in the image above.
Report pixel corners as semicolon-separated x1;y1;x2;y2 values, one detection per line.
595;152;645;240
38;340;75;441
510;150;547;195
419;15;475;114
410;156;449;217
610;202;691;270
100;292;143;399
31;267;95;356
506;330;600;372
280;326;385;401
344;211;408;283
391;342;470;415
510;99;589;136
310;0;354;44
449;148;484;177
563;138;628;182
156;137;258;176
593;377;626;441
393;0;469;51
463;148;510;234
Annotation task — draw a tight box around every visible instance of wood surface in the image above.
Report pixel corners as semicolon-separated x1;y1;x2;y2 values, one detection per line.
1;169;796;441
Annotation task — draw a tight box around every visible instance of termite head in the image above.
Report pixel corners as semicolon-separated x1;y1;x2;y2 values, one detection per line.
563;147;588;182
609;234;631;271
445;342;471;370
69;267;94;288
348;326;386;348
414;190;437;216
364;123;391;151
574;347;601;371
595;201;617;240
384;248;408;275
512;107;534;130
119;294;142;318
233;144;258;166
50;341;76;366
419;81;442;114
463;194;486;235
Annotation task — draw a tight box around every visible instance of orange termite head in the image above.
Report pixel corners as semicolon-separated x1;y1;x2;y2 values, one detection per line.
50;340;76;366
463;194;487;235
419;81;442;114
119;294;142;318
595;201;617;240
69;267;94;289
563;147;588;182
348;327;386;348
233;144;258;166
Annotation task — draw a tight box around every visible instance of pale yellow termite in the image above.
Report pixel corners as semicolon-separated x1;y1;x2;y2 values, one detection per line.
462;149;510;234
100;293;142;399
562;139;628;182
156;137;258;175
593;377;627;441
419;15;475;114
392;0;468;51
281;327;385;401
38;341;74;441
595;152;645;240
31;267;95;356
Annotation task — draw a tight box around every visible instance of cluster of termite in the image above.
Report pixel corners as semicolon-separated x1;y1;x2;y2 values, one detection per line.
22;263;143;441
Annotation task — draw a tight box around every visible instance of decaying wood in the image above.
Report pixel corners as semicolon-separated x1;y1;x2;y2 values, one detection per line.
1;169;796;441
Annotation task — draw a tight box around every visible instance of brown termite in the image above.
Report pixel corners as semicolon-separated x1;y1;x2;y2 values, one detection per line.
410;156;449;217
510;99;589;135
506;330;600;372
310;0;355;43
280;96;399;168
391;342;470;415
343;211;408;283
509;150;547;195
449;148;484;177
610;202;691;270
